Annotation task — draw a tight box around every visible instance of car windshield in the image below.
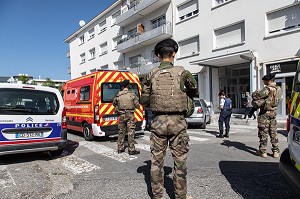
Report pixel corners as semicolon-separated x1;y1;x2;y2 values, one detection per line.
0;88;59;115
194;99;201;107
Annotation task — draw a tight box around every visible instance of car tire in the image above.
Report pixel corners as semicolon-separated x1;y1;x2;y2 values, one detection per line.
49;148;64;156
83;123;94;141
200;117;207;129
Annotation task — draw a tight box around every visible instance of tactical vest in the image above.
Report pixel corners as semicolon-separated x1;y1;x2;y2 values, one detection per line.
150;66;188;112
264;84;281;110
117;91;135;110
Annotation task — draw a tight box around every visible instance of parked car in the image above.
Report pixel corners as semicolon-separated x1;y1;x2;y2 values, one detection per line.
186;98;211;129
279;60;300;197
0;83;67;156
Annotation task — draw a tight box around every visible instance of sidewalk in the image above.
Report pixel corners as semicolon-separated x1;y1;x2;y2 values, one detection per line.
210;113;287;129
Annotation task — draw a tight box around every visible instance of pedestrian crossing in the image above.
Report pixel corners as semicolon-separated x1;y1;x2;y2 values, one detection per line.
0;130;213;187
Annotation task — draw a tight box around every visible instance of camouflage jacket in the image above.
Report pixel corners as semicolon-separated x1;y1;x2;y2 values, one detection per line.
141;61;198;108
252;82;278;111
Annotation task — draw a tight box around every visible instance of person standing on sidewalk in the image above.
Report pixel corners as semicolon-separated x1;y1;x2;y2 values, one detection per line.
252;73;281;158
141;38;198;199
243;92;256;120
113;79;141;155
217;91;232;138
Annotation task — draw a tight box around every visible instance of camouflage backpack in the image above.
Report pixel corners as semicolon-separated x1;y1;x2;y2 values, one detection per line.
269;85;282;107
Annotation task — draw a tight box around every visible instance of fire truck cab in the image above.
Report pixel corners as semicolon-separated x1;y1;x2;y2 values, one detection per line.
62;70;144;140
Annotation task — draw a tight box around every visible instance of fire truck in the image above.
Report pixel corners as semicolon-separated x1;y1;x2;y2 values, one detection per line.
62;70;144;140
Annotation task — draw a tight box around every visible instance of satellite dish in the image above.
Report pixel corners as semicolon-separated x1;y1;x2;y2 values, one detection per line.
79;20;86;27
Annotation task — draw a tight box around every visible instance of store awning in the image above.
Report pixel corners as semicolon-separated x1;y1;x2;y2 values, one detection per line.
190;50;254;67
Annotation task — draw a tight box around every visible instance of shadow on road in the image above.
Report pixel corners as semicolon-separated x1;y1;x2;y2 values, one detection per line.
219;160;297;199
137;160;175;199
221;140;257;156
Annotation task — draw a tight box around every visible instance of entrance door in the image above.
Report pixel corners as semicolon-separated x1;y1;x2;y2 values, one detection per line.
275;78;285;115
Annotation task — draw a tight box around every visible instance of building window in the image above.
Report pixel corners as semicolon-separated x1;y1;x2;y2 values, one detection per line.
80;86;90;101
79;35;85;45
177;0;198;22
81;72;86;76
114;61;123;70
99;42;108;56
98;20;107;34
129;55;141;68
128;28;137;38
90;68;96;73
101;64;109;70
213;0;231;7
88;28;95;39
80;53;86;64
178;36;199;58
89;48;95;60
267;3;300;35
151;15;166;29
112;36;121;50
214;21;245;49
112;10;121;26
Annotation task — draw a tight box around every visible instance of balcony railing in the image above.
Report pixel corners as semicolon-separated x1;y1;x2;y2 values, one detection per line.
121;57;160;75
117;21;172;53
117;0;171;26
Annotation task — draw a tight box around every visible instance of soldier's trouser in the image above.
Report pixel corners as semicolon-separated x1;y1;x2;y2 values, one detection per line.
117;112;136;152
257;111;279;153
150;114;189;199
218;110;232;135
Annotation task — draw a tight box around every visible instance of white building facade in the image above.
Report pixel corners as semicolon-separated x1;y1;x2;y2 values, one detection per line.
65;0;300;116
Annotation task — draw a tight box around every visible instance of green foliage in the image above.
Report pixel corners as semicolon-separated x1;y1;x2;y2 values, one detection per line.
42;78;55;88
19;75;29;84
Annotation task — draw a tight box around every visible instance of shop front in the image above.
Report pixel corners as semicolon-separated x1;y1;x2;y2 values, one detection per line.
265;60;298;116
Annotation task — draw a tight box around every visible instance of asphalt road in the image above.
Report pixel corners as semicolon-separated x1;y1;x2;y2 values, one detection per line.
0;123;297;199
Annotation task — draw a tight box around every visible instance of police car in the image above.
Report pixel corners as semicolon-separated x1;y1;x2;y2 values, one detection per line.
0;83;67;156
279;60;300;197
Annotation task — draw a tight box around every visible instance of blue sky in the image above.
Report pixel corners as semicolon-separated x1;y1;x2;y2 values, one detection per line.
0;0;116;80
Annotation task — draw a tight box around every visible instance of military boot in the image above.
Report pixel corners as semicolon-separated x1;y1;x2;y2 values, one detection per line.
128;150;140;155
256;150;267;158
273;151;280;158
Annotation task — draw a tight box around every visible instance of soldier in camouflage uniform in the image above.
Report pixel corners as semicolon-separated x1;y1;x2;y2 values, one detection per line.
141;39;198;199
252;73;280;158
113;80;141;155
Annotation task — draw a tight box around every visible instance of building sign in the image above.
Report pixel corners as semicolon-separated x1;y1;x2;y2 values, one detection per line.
266;60;298;74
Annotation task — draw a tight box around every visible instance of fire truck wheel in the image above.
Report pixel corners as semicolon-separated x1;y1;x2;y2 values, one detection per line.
83;123;94;141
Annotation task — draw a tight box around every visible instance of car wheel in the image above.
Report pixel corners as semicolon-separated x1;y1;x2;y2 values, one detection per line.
200;117;207;129
83;123;94;141
49;148;64;156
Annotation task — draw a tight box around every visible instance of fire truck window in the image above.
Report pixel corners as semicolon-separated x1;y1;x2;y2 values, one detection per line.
80;86;90;101
71;90;75;94
67;90;70;94
128;83;140;99
102;83;121;102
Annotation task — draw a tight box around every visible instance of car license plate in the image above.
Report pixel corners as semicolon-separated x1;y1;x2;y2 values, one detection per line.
104;117;118;121
293;131;300;145
16;132;43;138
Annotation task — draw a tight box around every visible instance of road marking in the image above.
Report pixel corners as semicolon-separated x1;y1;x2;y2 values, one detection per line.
187;130;216;137
80;141;138;162
135;143;151;151
189;136;209;142
56;154;100;175
0;165;16;188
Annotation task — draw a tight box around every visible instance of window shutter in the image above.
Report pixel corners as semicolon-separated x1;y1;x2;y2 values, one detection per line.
178;0;197;18
179;36;199;57
215;22;244;49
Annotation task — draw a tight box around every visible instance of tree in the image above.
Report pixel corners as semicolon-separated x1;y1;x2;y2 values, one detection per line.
42;78;55;88
19;75;29;84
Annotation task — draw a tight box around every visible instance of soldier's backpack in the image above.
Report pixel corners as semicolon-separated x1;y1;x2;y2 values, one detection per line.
270;85;282;107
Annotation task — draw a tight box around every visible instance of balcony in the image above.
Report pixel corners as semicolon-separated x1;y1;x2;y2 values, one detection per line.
117;22;172;53
121;58;160;75
117;0;171;27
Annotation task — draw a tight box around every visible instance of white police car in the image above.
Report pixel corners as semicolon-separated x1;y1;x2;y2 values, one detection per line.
0;83;67;156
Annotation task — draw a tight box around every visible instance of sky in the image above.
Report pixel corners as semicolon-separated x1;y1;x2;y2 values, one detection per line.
0;0;116;80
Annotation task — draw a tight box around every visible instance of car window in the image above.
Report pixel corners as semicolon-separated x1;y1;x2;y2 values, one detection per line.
0;88;59;115
101;82;140;103
194;99;201;107
200;99;208;107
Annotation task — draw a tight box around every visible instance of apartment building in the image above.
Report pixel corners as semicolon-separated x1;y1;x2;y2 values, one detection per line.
65;0;300;115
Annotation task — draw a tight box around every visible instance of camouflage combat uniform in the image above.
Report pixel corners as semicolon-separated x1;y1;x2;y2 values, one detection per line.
252;82;280;154
113;88;140;152
141;61;198;199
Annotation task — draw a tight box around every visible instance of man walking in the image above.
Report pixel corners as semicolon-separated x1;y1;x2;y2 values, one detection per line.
243;92;256;120
252;73;281;158
113;79;141;155
141;38;198;199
